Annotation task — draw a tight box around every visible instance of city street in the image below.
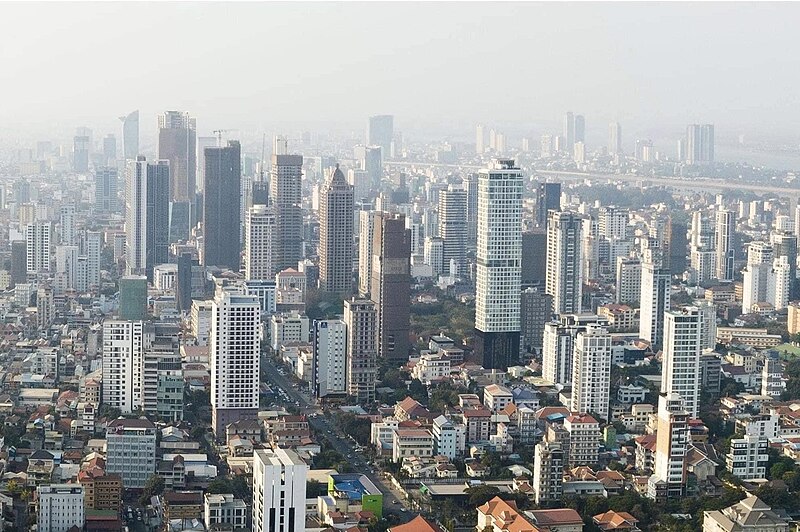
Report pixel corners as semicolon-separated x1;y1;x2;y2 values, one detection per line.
261;359;412;516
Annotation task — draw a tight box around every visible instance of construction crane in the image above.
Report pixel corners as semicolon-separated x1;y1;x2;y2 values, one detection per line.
212;129;238;146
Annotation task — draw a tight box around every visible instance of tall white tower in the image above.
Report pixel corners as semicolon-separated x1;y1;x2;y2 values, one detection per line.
546;210;583;314
661;307;702;418
639;261;671;349
570;324;611;420
244;204;276;281
210;290;261;438
715;209;735;281
475;159;523;369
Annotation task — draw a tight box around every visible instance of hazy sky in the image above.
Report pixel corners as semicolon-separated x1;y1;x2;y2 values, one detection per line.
1;2;799;140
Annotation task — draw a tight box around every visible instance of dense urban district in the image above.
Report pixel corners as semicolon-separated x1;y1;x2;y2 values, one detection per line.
2;113;800;532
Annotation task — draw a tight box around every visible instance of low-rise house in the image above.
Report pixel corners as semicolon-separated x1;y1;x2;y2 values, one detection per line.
594;510;641;531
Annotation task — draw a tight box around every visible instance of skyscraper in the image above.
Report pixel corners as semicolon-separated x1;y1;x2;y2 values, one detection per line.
94;167;119;214
270;154;304;271
252;448;308;532
158;110;197;202
648;393;690;501
73;129;90;173
312;319;347;398
639;261;671;350
103;134;116;163
86;230;102;289
563;112;575;151
60;204;76;246
685;124;715;164
353;146;382;194
358;210;378;297
571;324;611;420
318;164;354;295
367;114;393;157
437;187;467;276
714;209;735;281
344;298;378;402
210;290;261;438
196;136;217;194
574;114;586;144
546;210;583;314
475;159;523;369
119;110;139;160
609;122;622;155
463;173;479;252
245;205;276;281
536;182;561;228
119;275;148;320
125;157;170;280
26;220;51;274
476;124;485;154
661;307;702;418
742;242;773;314
370;213;411;362
102;319;145;413
203;140;242;272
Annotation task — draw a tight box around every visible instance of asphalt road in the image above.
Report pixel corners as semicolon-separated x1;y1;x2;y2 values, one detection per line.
261;359;412;516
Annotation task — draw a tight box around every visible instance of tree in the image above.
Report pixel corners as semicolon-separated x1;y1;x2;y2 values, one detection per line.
407;379;428;404
466;485;500;507
206;477;232;494
139;474;165;505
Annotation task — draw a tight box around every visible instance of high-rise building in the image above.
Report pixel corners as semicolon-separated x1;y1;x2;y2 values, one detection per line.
37;484;85;532
598;206;628;240
438;188;467;276
353;145;383;193
94;167;119;214
563;112;575;151
318;164;354;295
475;159;523;370
86;230;102;289
546;211;583;314
119;110;139;160
271;154;304;272
771;230;798;297
26;220;52;274
357;210;378;296
11;240;26;285
252;448;308;532
102;319;145;413
714;209;735;281
119;275;148;320
768;256;792;311
312;319;347;398
639;261;671;350
210;290;261;438
158;110;197;202
685;124;714;164
125;157;170;280
203;140;242;271
463;173;479;251
424;237;444;276
609;122;622;155
73;130;90;173
616;256;642;305
367;115;394;157
520;287;552;352
570;324;611;421
521;231;547;288
533;440;564;505
245;205;276;281
60;204;76;246
661;307;702;418
370;213;411;362
574;114;586;144
647;393;690;501
197;136;217;194
37;285;54;330
344;298;378;402
536;182;561;228
476;124;485;154
742;242;773;314
55;245;79;291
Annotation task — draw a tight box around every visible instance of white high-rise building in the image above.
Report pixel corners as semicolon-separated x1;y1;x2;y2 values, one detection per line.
313;319;347;398
252;448;308;532
661;307;702;418
26;220;52;274
476;124;485;154
87;230;102;289
55;245;79;291
423;237;444;276
768;256;791;311
60;204;76;246
715;209;735;281
616;256;642;305
542;314;608;386
475;159;523;369
609;122;622;155
696;300;717;350
546;211;583;314
244;204;276;281
570;324;611;420
639;261;671;349
598;206;628;240
125;157;170;278
210;290;261;438
37;484;85;532
102;320;145;413
742;242;773;314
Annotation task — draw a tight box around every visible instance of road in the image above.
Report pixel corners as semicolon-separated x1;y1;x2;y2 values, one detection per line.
261;359;412;516
384;160;800;199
